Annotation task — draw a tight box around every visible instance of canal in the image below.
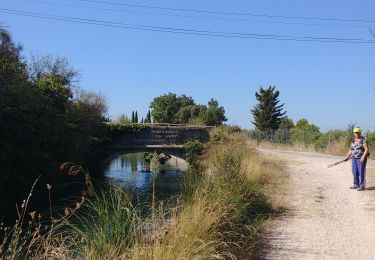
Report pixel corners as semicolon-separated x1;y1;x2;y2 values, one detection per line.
102;152;187;206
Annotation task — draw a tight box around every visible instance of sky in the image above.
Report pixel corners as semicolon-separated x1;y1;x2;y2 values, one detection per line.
1;0;375;131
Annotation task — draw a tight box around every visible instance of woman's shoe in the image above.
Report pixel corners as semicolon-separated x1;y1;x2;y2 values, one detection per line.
350;185;359;189
357;186;365;191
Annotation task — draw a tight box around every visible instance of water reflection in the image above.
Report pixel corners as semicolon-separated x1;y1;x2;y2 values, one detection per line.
104;152;183;203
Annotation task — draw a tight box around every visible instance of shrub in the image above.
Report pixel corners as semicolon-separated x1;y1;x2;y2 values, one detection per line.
184;141;204;165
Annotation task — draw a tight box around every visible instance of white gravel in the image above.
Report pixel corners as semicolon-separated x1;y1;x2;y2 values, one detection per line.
252;149;375;260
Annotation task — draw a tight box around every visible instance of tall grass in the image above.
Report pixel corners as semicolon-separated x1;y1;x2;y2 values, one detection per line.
65;187;138;259
1;130;284;259
129;132;275;259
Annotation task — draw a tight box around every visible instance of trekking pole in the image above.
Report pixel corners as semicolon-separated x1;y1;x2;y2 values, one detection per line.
327;158;349;168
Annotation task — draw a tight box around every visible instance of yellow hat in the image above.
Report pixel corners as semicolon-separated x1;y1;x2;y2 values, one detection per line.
353;127;361;133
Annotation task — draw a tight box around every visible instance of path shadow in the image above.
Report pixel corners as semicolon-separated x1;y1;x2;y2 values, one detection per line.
365;186;375;190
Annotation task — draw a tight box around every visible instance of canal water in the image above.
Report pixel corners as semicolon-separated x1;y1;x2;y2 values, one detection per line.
102;152;185;205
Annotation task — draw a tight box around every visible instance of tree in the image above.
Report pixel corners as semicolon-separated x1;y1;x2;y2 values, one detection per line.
0;27;109;217
135;111;138;123
251;86;286;131
150;93;227;125
131;111;135;123
202;98;227;126
145;110;152;123
0;29;28;87
295;118;319;132
290;118;320;145
174;105;204;124
150;93;195;123
279;116;294;130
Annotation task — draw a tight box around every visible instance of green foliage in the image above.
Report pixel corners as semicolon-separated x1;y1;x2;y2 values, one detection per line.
150;93;193;123
315;129;349;149
289;118;320;145
251;86;286;131
149;93;227;126
294;118;319;132
209;127;230;144
67;187;137;258
105;122;149;138
184;141;204;165
201;98;227;126
143;152;171;165
175;105;204;124
134;111;138;123
0;29;28;87
117;114;131;124
289;129;320;145
204;141;272;256
2;131;277;259
279;116;294;130
0;28;108;217
145;110;152;123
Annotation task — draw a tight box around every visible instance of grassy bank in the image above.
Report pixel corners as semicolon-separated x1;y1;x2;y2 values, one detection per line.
1;130;285;259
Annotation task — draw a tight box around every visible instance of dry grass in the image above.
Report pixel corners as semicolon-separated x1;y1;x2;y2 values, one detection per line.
259;141;316;153
0;179;86;259
129;132;286;259
323;138;349;156
241;142;288;211
257;138;350;158
1;131;288;259
130;198;224;260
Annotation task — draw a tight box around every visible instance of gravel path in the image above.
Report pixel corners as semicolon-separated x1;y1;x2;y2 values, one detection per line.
252;149;375;260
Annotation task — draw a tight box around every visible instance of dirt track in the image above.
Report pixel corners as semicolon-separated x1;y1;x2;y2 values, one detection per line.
252;149;375;260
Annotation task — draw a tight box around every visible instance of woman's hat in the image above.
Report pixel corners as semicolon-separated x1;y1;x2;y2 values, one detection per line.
353;127;361;133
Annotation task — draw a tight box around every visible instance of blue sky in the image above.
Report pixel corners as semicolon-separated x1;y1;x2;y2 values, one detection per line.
1;0;375;131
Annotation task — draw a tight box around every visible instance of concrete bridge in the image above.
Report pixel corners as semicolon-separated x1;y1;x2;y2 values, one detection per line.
105;124;210;158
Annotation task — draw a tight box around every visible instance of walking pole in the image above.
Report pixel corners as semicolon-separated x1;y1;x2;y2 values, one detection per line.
327;158;349;168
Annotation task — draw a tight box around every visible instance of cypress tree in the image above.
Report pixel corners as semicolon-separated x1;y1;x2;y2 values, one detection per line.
135;111;138;123
146;110;151;123
131;111;135;123
251;86;286;131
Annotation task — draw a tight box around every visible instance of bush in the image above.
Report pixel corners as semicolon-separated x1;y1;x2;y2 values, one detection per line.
289;128;320;145
0;29;109;219
184;141;204;165
314;130;349;149
209;126;230;144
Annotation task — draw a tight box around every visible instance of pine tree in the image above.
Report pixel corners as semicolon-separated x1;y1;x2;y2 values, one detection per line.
251;86;286;131
141;117;144;123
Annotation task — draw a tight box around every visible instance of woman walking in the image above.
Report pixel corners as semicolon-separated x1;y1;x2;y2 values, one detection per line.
345;127;369;191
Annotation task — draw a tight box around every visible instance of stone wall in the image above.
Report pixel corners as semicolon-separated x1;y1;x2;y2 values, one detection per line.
112;126;209;146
